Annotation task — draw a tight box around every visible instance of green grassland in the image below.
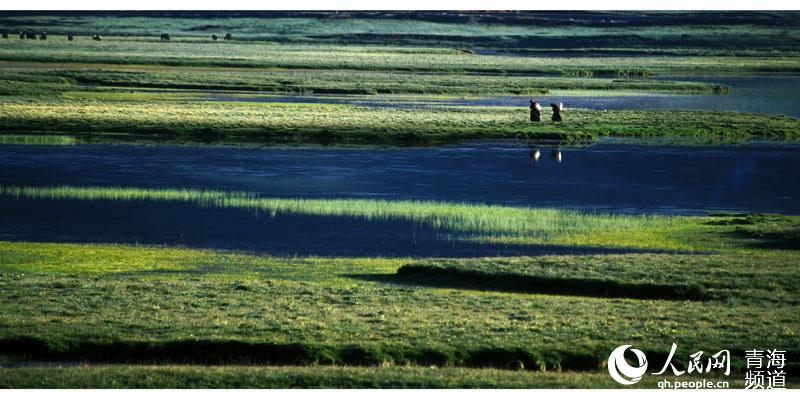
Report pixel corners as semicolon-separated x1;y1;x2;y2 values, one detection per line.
2;39;799;76
1;12;800;146
1;35;797;146
0;188;798;388
2;98;798;145
0;65;730;95
2;11;800;56
0;237;797;386
2;11;800;388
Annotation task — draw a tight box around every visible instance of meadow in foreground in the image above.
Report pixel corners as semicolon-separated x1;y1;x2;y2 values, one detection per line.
0;236;797;387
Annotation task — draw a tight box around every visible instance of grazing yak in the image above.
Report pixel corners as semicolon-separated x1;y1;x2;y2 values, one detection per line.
39;33;47;40
211;34;218;42
19;32;24;39
224;33;232;40
160;33;170;41
26;33;37;40
67;34;73;41
92;34;102;41
1;32;8;39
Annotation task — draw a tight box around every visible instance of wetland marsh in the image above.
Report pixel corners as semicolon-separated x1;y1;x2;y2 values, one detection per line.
0;11;799;389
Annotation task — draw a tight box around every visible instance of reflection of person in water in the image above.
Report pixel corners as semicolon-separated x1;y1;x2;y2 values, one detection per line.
529;99;541;122
551;102;563;122
529;147;541;164
552;148;562;163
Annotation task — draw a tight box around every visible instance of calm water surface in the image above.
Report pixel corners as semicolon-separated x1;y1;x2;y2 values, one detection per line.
1;141;798;214
1;141;798;255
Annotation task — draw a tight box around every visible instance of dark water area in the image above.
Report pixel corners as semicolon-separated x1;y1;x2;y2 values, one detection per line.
2;141;798;255
0;197;653;257
1;142;798;215
203;76;800;118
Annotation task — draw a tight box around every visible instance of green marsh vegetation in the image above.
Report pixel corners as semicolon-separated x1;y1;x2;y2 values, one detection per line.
1;11;800;57
1;40;799;75
1;98;798;145
2;12;800;146
2;11;800;388
0;134;76;145
5;184;800;251
0;66;730;95
0;237;797;381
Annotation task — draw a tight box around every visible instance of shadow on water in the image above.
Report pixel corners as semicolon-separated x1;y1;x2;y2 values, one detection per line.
345;268;711;301
0;197;680;257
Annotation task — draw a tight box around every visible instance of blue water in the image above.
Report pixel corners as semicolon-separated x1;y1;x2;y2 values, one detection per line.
1;141;798;215
1;141;798;255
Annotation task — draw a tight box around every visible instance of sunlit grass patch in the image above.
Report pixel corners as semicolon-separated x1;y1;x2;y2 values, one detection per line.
1;98;798;145
0;134;76;145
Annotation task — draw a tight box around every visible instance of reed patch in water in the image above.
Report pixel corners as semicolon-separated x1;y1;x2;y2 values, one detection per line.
0;185;708;250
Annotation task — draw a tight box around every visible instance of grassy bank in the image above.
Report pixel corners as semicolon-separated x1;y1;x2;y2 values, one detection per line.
1;99;797;145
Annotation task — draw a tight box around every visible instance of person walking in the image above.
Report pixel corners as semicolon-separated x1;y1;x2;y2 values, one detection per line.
529;99;542;122
551;102;563;122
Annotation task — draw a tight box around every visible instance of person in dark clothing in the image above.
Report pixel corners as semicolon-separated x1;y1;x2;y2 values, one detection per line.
551;102;563;122
529;99;542;122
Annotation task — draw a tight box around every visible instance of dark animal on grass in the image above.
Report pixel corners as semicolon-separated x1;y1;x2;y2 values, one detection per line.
67;34;73;41
39;33;47;40
19;32;24;39
550;102;563;122
160;33;170;41
224;33;232;40
26;33;36;40
92;34;102;41
1;32;8;39
529;99;541;122
211;34;218;42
